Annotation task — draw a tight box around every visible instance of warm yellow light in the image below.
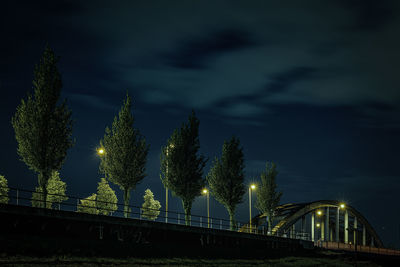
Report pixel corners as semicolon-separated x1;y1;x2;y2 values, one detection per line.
317;210;322;216
97;148;105;155
169;143;175;149
316;223;321;228
250;184;256;190
202;188;208;194
340;203;345;209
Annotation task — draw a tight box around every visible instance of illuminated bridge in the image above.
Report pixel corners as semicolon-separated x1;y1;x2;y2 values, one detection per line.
244;200;384;248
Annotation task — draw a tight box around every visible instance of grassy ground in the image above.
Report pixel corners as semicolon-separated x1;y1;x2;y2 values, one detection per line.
0;254;381;267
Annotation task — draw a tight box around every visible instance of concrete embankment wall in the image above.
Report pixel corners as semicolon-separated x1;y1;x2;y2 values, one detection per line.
0;204;313;258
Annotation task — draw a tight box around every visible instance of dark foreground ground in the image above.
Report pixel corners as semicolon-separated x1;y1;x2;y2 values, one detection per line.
0;252;383;267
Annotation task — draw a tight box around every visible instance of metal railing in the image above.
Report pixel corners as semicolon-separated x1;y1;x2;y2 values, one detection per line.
0;185;310;239
316;241;400;256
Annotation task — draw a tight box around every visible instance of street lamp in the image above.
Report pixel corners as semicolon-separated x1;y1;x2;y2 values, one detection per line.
317;210;322;216
165;143;175;223
97;148;106;178
97;148;105;156
249;183;256;233
340;203;346;209
202;188;210;228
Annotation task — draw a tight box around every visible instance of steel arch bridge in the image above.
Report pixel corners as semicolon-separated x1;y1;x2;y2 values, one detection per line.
245;200;384;248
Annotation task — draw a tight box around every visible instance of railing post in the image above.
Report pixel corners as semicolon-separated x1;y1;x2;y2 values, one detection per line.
178;213;180;224
200;217;202;227
16;189;19;205
220;219;222;230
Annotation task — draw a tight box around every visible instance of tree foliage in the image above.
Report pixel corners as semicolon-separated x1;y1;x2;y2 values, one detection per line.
255;162;282;233
31;171;68;209
206;136;245;230
0;175;9;204
141;189;161;220
77;193;98;215
96;178;118;215
99;93;149;218
12;46;74;207
160;111;206;225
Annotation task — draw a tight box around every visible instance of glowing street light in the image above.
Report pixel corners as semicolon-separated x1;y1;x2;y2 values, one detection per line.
317;210;322;216
340;203;346;209
202;188;210;228
316;223;321;228
249;183;256;233
97;148;105;156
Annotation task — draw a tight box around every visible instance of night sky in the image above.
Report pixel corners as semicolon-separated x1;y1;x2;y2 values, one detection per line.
1;1;400;248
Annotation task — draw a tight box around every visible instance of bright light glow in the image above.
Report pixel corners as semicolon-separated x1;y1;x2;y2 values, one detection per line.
316;223;320;228
250;184;256;190
97;148;105;155
340;203;345;209
317;210;322;216
169;143;175;149
202;188;208;194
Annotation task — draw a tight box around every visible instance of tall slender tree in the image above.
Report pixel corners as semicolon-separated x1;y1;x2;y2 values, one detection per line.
99;93;149;218
255;162;282;234
206;136;245;230
160;111;206;225
12;46;74;207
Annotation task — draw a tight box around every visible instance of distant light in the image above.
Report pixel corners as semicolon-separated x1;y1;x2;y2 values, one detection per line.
250;184;256;190
316;223;321;228
97;148;105;155
317;210;322;216
202;188;208;194
340;203;345;209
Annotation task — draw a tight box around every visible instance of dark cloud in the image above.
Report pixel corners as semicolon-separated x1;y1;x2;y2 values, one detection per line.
340;0;396;31
162;29;255;69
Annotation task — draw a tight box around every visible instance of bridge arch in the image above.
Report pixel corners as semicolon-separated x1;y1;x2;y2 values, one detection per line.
248;200;383;248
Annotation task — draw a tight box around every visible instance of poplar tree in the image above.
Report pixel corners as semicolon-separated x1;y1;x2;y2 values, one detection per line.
99;93;149;218
0;175;9;204
160;111;206;225
206;137;245;230
255;162;282;233
96;178;118;215
12;46;74;207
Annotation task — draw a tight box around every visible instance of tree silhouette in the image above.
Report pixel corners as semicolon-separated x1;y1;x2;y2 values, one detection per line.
160;111;206;225
12;46;74;207
100;93;149;218
255;162;282;233
206;137;245;230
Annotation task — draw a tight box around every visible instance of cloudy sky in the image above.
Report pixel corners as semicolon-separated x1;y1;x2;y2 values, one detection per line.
1;0;400;247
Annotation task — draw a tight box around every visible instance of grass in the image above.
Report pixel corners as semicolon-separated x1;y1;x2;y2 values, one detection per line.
0;254;381;267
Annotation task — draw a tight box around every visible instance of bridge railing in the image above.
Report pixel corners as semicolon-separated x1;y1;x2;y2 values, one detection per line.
0;185;312;240
316;241;400;256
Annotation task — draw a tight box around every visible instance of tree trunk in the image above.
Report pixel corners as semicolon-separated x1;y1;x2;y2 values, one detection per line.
123;189;131;218
182;200;191;226
39;172;49;209
228;208;235;230
268;215;273;235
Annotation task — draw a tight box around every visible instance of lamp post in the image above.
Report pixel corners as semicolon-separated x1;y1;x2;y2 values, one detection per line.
97;148;106;177
202;188;210;228
249;184;256;233
165;143;174;223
